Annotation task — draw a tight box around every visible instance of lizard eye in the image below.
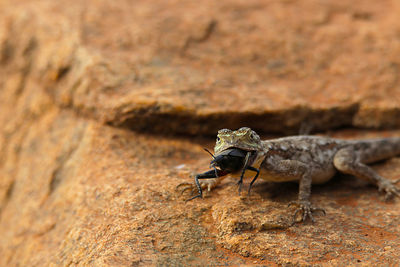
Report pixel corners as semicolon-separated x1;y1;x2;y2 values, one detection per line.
216;137;220;142
250;132;258;141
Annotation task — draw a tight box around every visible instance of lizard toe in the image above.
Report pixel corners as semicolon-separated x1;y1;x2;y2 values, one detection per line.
393;178;400;185
176;182;196;195
384;188;400;201
302;207;315;223
378;180;400;200
291;201;325;223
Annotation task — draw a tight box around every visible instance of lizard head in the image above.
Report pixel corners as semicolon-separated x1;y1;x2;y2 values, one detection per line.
214;127;262;155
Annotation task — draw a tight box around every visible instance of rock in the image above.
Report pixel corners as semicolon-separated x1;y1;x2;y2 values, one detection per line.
2;0;400;136
1;0;400;265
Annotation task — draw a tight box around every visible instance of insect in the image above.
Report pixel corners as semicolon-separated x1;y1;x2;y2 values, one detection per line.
181;127;400;223
186;147;260;201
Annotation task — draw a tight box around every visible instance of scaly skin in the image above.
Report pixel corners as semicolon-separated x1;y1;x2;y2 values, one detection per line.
186;127;400;223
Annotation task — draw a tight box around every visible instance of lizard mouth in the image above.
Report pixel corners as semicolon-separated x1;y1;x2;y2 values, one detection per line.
210;148;258;173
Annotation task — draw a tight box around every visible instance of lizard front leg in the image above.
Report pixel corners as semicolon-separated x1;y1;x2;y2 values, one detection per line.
292;169;326;223
261;158;325;223
181;169;228;201
177;178;222;196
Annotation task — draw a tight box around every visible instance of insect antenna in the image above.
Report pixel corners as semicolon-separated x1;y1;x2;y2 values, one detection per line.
203;148;219;178
203;148;216;159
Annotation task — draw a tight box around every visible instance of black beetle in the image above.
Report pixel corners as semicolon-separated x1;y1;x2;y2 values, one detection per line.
187;148;260;201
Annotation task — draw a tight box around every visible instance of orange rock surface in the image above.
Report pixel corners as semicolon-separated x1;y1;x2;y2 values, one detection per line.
0;0;400;265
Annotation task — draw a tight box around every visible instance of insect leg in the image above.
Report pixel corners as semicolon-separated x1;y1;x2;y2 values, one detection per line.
186;169;222;201
213;166;219;178
247;166;260;195
237;152;251;195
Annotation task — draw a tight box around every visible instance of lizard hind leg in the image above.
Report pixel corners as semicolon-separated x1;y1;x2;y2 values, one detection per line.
333;148;400;199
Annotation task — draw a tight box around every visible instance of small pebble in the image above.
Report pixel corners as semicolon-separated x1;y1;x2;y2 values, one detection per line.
175;164;186;169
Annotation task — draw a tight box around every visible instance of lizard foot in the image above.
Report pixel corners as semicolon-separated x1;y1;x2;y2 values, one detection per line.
176;183;203;202
177;178;220;201
378;179;400;200
177;178;219;194
289;200;325;223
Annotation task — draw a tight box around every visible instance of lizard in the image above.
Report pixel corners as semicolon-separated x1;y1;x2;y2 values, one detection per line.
182;127;400;223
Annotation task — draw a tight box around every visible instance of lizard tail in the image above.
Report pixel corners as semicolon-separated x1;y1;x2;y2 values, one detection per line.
353;137;400;163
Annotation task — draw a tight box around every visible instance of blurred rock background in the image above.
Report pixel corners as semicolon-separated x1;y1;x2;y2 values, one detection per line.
0;0;399;265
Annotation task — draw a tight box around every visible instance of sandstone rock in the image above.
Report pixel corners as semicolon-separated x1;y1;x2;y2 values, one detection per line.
2;0;400;136
1;0;400;266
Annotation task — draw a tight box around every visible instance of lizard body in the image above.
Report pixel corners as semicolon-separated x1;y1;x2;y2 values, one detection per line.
185;127;400;223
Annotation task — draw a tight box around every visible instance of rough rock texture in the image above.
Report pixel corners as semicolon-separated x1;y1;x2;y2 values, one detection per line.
1;0;400;266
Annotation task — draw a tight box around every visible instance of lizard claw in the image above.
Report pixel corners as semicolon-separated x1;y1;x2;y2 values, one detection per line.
392;178;400;185
177;178;219;196
290;200;325;223
176;182;204;201
176;183;204;202
378;180;400;200
176;182;196;195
